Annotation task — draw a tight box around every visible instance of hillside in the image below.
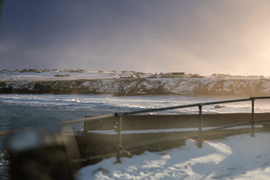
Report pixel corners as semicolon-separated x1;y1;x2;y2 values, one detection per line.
1;78;270;96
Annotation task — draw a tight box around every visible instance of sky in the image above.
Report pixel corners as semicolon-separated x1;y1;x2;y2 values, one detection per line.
1;0;270;76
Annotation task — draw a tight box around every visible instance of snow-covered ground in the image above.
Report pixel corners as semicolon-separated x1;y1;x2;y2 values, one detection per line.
76;132;270;180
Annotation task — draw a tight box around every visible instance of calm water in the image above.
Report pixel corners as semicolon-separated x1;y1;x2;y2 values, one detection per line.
0;94;270;178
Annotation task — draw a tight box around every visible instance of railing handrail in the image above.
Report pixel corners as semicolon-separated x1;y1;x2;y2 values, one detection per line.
120;97;252;115
57;96;270;127
114;96;270;162
119;96;270;116
1;96;270;136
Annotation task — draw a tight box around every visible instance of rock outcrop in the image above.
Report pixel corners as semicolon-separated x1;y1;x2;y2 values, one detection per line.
1;78;270;96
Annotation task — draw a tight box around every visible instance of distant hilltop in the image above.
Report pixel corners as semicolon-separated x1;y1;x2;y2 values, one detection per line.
0;69;268;80
0;68;86;73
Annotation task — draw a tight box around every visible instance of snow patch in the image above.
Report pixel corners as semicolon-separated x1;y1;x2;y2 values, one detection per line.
76;133;270;180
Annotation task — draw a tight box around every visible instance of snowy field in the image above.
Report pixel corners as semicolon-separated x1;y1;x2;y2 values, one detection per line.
76;132;270;180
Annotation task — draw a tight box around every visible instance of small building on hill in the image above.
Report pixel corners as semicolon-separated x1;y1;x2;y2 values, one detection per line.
211;74;230;79
170;72;185;78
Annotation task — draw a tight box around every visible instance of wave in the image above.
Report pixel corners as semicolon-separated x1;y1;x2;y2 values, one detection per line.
1;94;269;114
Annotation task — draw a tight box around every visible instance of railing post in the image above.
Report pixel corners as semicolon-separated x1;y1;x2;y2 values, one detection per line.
251;98;255;137
116;115;122;163
198;104;203;148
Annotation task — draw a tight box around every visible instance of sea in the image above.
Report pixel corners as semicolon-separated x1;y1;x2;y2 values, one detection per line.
1;94;270;178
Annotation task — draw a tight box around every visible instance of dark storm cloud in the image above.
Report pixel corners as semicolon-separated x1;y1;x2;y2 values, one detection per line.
1;0;270;75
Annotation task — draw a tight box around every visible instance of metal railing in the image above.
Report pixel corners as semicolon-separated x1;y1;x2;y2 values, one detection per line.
1;96;270;163
112;96;270;163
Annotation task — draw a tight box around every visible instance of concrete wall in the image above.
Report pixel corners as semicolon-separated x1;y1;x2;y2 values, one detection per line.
84;113;270;131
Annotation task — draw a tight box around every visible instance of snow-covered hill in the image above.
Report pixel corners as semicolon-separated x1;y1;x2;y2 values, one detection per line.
1;77;270;96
